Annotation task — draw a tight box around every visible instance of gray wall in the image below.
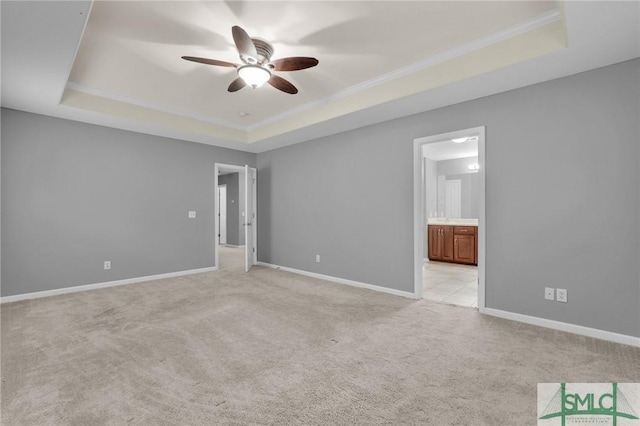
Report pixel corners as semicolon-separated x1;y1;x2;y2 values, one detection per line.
257;58;640;337
218;172;245;246
1;109;255;296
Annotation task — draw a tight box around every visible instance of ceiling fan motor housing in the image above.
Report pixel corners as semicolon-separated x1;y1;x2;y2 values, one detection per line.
251;38;274;64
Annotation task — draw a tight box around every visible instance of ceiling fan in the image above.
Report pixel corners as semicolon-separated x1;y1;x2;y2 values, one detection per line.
182;26;318;95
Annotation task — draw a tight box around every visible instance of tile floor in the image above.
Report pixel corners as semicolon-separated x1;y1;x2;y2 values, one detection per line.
423;260;478;308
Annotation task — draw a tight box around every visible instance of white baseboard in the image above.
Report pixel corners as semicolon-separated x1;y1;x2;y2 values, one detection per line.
0;266;218;304
256;261;417;299
481;307;640;348
224;244;245;248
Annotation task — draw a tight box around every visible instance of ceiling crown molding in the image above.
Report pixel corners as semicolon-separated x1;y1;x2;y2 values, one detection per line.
244;9;562;131
64;81;247;131
62;8;561;142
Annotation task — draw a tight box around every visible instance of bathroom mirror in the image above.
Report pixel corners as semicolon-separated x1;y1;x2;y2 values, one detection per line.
423;137;479;220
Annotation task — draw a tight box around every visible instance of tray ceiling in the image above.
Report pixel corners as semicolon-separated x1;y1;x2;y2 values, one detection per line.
3;1;639;152
63;1;562;144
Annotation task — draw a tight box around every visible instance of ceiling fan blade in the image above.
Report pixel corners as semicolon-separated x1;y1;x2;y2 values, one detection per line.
232;26;258;63
228;77;247;92
268;74;298;94
269;57;319;72
181;56;237;67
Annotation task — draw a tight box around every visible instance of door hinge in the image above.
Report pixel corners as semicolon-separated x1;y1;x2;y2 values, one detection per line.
253;248;255;252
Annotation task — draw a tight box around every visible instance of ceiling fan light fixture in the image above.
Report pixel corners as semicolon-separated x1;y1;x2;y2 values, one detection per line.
238;65;271;89
182;26;317;94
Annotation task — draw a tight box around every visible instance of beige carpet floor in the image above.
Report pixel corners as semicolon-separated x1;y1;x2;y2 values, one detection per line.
2;245;639;425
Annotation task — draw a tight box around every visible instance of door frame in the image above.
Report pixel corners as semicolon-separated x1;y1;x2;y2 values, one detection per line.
214;163;257;271
412;126;486;310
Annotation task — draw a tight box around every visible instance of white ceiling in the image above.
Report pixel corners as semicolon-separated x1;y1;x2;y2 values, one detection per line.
2;1;639;153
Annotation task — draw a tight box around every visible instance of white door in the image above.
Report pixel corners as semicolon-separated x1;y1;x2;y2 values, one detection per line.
244;166;257;272
218;185;227;244
445;180;462;219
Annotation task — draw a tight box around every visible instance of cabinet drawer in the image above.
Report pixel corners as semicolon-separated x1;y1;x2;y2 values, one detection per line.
453;226;476;235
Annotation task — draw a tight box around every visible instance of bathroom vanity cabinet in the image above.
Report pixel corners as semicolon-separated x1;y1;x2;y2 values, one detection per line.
428;225;477;265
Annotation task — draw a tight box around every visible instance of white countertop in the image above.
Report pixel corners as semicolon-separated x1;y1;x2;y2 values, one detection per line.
428;218;478;226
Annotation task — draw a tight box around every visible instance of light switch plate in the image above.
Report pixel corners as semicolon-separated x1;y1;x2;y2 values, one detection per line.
188;211;196;219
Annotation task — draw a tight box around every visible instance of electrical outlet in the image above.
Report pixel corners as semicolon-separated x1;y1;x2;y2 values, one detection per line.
104;261;111;270
315;254;320;263
544;287;555;301
188;211;196;218
556;288;568;303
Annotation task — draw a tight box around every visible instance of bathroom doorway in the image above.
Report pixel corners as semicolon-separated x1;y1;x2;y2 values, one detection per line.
413;127;486;310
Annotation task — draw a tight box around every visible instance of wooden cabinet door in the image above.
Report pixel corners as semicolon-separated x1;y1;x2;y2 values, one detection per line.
442;226;454;261
428;226;441;260
454;235;476;264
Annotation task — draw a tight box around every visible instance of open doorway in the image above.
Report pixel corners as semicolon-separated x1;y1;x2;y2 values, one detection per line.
413;127;486;310
214;163;257;273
